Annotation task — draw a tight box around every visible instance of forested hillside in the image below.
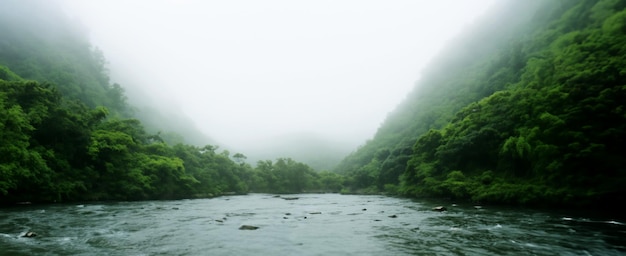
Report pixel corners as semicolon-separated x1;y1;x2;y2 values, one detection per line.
0;1;130;118
0;0;342;204
337;0;626;207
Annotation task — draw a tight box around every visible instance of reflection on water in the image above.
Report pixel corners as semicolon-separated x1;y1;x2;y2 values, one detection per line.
0;194;624;255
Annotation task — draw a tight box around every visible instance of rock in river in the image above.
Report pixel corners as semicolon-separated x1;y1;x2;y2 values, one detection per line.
239;225;259;230
432;206;447;212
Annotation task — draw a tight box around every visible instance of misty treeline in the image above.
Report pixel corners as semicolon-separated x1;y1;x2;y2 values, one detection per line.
0;1;343;204
336;0;626;207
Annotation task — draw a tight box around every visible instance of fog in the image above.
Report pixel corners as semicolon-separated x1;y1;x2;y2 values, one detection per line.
60;0;495;165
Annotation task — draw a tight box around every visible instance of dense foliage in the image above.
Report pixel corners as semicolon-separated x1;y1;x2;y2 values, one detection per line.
337;0;626;207
0;1;343;204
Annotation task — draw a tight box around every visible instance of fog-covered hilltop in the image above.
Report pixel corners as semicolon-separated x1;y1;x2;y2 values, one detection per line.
336;0;626;208
0;0;343;204
0;0;213;146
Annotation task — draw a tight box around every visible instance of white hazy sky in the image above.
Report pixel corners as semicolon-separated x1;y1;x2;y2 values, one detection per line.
61;0;495;150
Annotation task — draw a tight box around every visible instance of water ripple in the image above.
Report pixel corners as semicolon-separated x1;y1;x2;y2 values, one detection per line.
1;194;625;255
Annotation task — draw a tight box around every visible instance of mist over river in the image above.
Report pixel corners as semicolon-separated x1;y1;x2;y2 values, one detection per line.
1;194;624;255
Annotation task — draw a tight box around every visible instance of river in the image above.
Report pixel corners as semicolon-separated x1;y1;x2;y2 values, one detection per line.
1;194;624;255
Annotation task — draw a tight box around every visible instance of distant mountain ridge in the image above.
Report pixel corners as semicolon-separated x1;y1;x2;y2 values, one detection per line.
238;132;354;171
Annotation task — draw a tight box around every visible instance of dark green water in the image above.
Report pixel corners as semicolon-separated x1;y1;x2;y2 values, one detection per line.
1;194;624;255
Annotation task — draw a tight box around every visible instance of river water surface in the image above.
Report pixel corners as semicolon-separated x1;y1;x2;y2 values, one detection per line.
1;194;624;255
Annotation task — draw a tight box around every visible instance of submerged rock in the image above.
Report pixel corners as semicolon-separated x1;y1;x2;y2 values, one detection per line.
22;232;37;238
239;225;259;230
388;214;398;218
